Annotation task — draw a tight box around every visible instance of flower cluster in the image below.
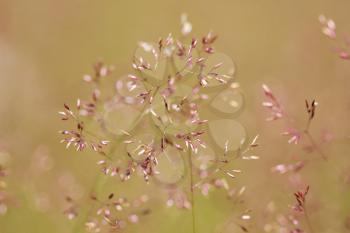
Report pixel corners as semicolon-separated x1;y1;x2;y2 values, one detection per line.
60;15;259;232
319;15;336;39
59;103;109;153
262;84;284;121
262;84;328;160
319;15;350;60
261;186;312;233
293;186;309;213
64;194;149;232
261;83;326;233
86;194;149;232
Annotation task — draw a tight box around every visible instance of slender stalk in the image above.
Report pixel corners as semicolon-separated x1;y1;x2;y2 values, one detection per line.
188;150;196;233
303;114;327;161
303;207;315;233
304;131;327;160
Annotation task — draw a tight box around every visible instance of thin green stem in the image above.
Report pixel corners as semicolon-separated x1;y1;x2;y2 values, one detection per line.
304;131;327;161
303;115;327;161
188;150;196;233
304;207;315;233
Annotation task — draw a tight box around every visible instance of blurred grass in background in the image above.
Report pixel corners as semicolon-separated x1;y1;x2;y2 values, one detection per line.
1;0;350;232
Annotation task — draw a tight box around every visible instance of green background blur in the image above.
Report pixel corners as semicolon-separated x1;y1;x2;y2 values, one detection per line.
1;0;350;232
